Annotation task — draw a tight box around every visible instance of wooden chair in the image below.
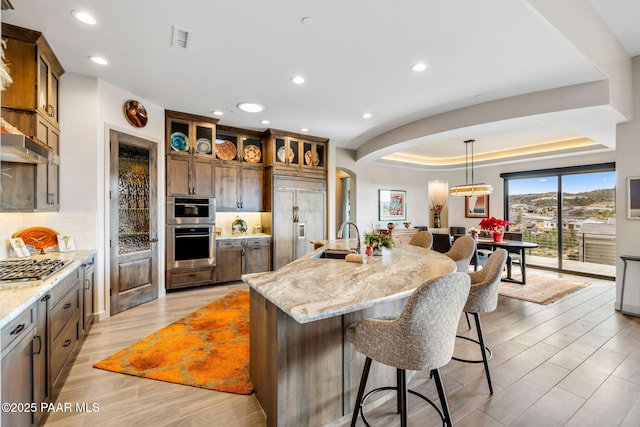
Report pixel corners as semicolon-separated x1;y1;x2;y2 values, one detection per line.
503;231;524;279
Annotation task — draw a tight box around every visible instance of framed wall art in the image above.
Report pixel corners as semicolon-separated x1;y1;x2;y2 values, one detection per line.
465;194;489;218
628;177;640;219
378;189;406;221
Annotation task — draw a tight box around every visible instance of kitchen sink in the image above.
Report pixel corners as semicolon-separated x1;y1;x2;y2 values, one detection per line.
312;249;355;259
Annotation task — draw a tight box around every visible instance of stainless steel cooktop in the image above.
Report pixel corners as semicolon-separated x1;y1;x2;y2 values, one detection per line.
0;258;69;284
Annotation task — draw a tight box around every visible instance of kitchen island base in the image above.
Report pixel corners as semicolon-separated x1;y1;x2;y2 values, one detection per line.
250;288;408;426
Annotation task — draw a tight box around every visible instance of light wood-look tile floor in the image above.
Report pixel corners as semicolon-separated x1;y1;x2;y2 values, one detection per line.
44;271;640;427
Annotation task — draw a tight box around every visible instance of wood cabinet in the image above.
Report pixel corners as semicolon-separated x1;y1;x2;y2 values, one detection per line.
81;257;95;335
391;229;418;246
165;110;218;198
1;307;36;427
265;130;328;179
215;126;265;211
271;175;326;270
243;238;271;274
216;239;244;282
166;267;216;290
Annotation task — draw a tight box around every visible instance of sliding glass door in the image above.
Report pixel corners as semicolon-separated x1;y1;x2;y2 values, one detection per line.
502;163;615;278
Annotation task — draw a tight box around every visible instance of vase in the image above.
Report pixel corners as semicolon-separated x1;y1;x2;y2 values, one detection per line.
372;248;383;256
433;212;441;228
365;246;373;257
491;230;503;242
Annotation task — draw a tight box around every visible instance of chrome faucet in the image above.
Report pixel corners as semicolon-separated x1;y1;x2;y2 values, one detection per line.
337;221;361;254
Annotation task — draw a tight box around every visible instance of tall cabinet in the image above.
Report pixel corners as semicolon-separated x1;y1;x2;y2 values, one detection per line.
1;23;63;211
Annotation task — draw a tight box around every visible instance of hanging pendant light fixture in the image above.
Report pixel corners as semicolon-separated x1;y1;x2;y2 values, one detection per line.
449;139;493;196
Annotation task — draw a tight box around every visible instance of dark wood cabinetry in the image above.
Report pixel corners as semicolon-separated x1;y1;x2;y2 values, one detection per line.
265;130;328;179
243;238;271;274
215;126;265;211
1;23;64;212
215;237;272;282
165;110;218;198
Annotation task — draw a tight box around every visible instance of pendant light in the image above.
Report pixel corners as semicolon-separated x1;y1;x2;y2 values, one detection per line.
449;139;493;196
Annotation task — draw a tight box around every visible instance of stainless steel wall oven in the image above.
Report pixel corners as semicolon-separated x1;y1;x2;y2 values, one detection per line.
166;224;216;269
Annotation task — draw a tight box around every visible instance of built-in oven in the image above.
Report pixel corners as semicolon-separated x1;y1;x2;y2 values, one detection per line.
167;224;216;269
167;197;215;224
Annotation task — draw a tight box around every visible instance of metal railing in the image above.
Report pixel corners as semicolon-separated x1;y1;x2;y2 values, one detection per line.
518;229;617;266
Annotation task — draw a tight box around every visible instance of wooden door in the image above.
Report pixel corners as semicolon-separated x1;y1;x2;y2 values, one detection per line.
273;188;296;270
241;166;264;211
109;130;158;315
295;188;326;260
215;162;240;210
192;157;216;197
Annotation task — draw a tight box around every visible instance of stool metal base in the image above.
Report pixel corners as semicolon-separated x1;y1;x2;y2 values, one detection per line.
451;312;494;394
358;386;446;427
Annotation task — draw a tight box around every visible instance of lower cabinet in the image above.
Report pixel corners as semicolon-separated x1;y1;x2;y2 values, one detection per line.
243;238;271;274
0;258;94;427
216;238;272;283
166;267;216;290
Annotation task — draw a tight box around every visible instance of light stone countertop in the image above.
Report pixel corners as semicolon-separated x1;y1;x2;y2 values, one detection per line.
216;233;272;240
0;250;96;330
242;241;456;324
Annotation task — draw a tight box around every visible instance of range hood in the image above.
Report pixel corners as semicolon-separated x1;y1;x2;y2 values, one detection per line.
1;133;50;163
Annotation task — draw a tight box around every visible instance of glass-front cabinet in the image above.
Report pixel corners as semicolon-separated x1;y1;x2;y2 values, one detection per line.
266;130;327;178
166;114;216;158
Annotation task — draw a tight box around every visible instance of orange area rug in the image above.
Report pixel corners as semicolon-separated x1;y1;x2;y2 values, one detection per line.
499;273;589;304
93;289;254;395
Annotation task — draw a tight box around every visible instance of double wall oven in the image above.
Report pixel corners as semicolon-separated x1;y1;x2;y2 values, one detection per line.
166;197;216;269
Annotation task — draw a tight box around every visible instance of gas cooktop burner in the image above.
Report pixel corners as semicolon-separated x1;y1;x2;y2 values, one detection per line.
0;258;69;284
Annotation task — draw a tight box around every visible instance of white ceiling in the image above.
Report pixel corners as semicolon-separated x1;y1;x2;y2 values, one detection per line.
2;0;638;169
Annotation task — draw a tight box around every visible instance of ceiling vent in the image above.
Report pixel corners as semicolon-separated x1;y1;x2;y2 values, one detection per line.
1;0;14;10
172;25;190;49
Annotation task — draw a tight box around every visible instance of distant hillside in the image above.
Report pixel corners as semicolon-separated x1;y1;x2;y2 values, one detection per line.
510;188;615;209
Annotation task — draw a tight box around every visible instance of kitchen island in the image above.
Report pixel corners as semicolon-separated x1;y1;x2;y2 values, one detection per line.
243;242;456;426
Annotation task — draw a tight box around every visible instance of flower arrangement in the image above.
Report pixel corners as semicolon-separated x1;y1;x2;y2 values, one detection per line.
468;227;479;238
364;229;394;253
479;217;510;242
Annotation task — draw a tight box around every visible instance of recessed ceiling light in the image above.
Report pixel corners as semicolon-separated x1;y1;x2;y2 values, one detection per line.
300;128;309;132
71;10;97;25
237;102;264;113
212;110;224;116
301;17;313;25
362;113;372;119
260;119;270;125
411;62;427;72
291;75;305;85
88;55;108;65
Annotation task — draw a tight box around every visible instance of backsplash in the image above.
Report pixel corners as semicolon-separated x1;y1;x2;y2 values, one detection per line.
216;212;272;236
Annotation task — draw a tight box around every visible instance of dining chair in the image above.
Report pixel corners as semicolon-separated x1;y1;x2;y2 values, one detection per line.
452;249;508;394
444;235;476;272
432;233;453;253
408;230;433;249
503;231;524;279
346;272;471;427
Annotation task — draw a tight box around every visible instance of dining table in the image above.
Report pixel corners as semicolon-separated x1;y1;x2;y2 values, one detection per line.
476;238;539;284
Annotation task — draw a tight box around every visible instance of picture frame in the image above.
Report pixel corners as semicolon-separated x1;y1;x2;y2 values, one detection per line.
465;194;490;218
57;235;76;252
9;237;30;257
378;189;406;221
627;177;640;219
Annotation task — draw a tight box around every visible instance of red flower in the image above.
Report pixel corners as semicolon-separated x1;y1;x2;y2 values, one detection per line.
479;217;510;231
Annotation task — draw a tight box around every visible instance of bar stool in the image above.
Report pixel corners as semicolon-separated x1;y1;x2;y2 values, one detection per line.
346;272;471;427
452;249;507;394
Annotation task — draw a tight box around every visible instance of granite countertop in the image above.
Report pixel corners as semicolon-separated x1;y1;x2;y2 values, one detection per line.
217;233;272;240
242;241;456;324
0;250;96;330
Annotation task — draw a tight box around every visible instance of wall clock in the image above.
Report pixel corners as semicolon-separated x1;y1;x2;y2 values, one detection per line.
123;100;148;128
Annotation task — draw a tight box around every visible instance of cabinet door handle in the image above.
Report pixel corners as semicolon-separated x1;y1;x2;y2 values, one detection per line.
47;104;56;117
63;302;72;309
41;294;51;302
63;339;72;347
33;334;42;355
84;278;91;290
10;323;25;336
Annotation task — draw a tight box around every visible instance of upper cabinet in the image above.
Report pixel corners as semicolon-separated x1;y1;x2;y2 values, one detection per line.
1;23;64;130
215;126;265;211
165;110;218;198
265;130;328;179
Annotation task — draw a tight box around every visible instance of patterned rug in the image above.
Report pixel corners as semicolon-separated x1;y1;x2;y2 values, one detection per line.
499;273;589;304
93;290;254;395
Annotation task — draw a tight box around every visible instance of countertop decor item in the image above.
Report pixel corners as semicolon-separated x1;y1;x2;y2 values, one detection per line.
123;100;148;128
232;216;247;235
364;229;394;255
403;221;411;229
12;226;59;254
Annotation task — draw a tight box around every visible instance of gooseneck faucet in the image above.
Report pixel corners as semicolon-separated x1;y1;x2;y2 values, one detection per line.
337;221;361;254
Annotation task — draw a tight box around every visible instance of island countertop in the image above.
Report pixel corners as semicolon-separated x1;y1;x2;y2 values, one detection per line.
242;241;456;324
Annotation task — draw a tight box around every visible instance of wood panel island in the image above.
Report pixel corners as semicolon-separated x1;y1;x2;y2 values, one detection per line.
243;242;456;426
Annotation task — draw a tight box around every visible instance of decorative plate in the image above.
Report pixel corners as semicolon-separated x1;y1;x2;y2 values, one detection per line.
243;145;261;163
170;132;189;152
123;100;148;128
277;146;294;163
195;138;212;154
13;227;59;254
231;217;248;235
216;140;237;160
304;150;319;167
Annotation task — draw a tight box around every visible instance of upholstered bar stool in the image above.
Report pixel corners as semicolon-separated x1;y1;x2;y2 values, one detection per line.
408;230;433;249
346;272;471;427
444;235;476;272
452;249;508;395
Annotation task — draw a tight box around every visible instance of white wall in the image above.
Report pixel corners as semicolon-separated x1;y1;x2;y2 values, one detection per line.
615;56;640;316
